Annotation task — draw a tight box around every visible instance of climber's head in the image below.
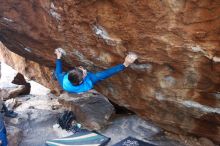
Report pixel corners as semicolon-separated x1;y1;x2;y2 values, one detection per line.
68;66;87;85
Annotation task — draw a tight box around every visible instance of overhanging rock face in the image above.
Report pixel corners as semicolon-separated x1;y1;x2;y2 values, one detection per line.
0;0;220;143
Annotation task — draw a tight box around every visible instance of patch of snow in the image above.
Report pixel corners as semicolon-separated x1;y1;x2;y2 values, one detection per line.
29;80;50;95
182;100;220;114
0;82;18;89
0;62;17;83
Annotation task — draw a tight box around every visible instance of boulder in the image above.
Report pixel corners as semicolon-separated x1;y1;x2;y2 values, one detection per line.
58;91;115;130
0;83;25;100
12;73;31;95
0;0;220;143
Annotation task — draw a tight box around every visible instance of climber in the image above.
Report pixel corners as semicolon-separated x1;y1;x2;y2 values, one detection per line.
54;48;138;94
0;116;7;146
0;105;7;146
0;100;18;146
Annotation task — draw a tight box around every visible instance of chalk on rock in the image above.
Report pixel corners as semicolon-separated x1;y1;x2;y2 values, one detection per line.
128;52;138;61
55;48;66;56
213;56;220;62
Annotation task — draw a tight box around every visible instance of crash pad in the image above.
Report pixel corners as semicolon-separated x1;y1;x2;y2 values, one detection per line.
46;129;110;146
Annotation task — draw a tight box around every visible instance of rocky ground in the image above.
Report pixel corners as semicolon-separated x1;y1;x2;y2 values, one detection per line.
4;93;215;146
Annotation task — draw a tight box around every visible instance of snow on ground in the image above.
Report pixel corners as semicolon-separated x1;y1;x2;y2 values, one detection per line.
0;62;50;95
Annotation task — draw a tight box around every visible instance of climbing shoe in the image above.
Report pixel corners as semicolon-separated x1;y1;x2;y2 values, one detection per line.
4;110;18;118
1;103;18;118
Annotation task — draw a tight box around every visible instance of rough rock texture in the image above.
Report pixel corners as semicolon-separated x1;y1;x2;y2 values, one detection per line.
101;115;182;146
0;0;220;143
12;73;31;95
58;91;115;130
198;137;215;146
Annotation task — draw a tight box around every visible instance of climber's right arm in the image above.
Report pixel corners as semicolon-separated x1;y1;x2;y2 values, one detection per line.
56;59;62;74
55;49;63;74
54;50;67;87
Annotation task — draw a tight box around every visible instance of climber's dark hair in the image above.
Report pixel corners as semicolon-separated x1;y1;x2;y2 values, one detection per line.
68;67;83;85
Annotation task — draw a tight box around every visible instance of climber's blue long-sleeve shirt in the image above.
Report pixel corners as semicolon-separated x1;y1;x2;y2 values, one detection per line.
55;59;125;93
